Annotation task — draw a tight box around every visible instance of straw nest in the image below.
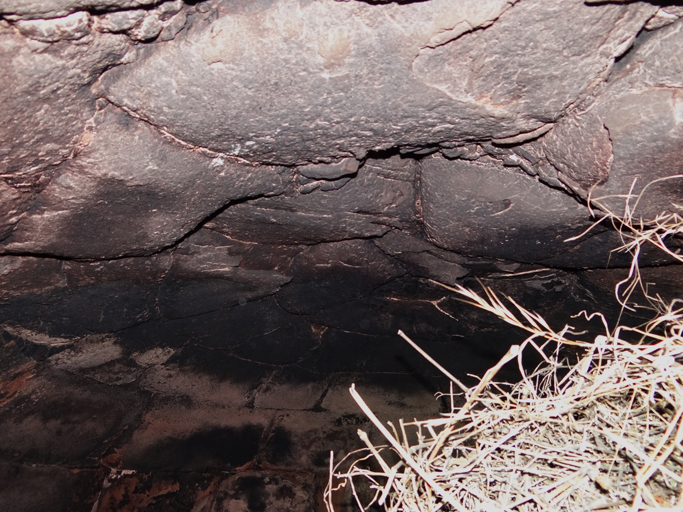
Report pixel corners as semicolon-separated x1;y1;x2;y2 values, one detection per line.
325;180;683;511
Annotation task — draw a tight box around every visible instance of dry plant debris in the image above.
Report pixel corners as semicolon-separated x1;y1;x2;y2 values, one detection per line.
325;183;683;512
574;174;683;317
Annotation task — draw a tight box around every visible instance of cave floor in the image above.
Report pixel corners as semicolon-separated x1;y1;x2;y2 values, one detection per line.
0;325;453;512
0;269;668;512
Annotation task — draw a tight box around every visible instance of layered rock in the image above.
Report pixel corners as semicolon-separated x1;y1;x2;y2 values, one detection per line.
1;1;682;510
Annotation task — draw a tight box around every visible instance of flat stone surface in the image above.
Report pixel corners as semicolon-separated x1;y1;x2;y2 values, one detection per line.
0;256;65;299
158;270;291;319
421;156;596;262
391;250;469;285
209;156;416;245
117;402;274;471
1;330;64;366
577;265;683;325
96;0;653;165
0;367;145;466
0;463;104;512
260;410;373;471
275;239;405;315
307;276;469;341
0;282;159;336
231;316;319;366
0;262;674;510
298;328;428;375
1;106;291;258
138;346;274;407
298;325;531;383
320;373;444;422
253;366;330;411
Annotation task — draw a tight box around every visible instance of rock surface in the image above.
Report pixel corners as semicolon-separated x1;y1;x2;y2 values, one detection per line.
1;105;291;258
95;0;654;165
0;0;161;19
1;1;682;510
591;20;683;218
0;26;130;177
209;156;416;244
420;156;596;262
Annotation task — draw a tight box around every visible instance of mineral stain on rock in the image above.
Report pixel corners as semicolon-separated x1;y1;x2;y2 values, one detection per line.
317;27;352;69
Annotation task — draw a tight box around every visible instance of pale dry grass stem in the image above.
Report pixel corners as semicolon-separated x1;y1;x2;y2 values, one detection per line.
325;185;683;512
574;175;683;314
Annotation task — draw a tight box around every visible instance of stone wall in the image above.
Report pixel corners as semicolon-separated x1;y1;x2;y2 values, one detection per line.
1;1;682;510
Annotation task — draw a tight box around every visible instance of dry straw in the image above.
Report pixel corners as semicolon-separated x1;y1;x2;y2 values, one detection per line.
325;179;683;511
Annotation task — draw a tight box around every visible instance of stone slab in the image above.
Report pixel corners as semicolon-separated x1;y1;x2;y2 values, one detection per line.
1;106;291;258
209;157;416;245
421;156;596;262
275;239;405;315
96;0;653;165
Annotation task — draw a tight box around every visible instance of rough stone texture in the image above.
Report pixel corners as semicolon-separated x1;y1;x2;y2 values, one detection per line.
0;0;161;19
1;0;678;264
209;156;416;244
0;26;130;176
15;11;91;41
1;2;683;510
590;20;683;218
0;255;170;336
158;268;292;319
644;7;683;31
0;257;65;299
536;18;683;219
1;106;292;258
421;156;597;262
158;234;294;318
96;0;654;165
541;111;614;189
0;183;31;242
413;1;654;133
94;9;146;33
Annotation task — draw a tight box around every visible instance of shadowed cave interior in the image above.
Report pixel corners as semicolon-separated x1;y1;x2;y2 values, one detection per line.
1;0;683;510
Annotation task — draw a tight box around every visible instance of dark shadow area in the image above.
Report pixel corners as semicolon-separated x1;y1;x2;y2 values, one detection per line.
127;425;264;472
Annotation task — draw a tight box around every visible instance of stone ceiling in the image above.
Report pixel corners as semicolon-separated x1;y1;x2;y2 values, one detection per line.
0;0;682;510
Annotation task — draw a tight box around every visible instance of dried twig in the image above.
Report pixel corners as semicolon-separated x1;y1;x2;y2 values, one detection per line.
326;185;683;512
